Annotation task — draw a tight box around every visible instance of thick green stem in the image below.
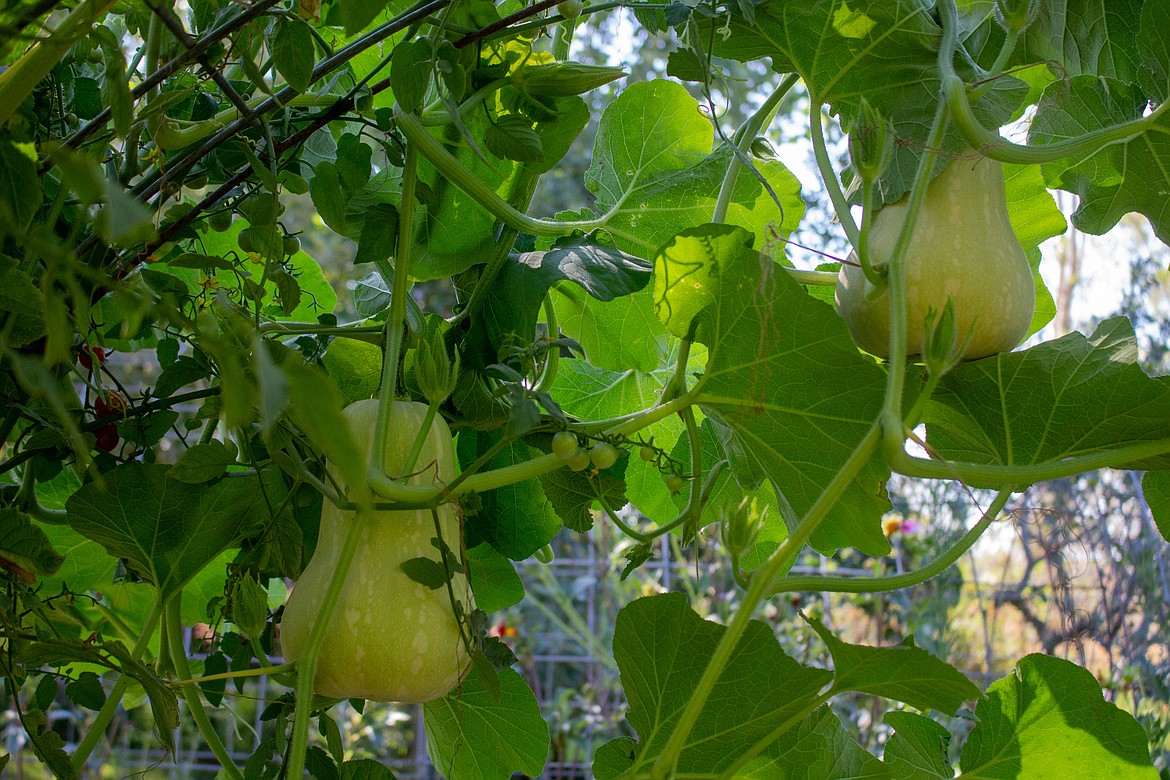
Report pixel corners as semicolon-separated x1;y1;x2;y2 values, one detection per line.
400;402;439;476
165;596;245;780
366;379;701;506
968;26;1019;100
878;91;950;459
0;0;119;127
809;102;860;247
533;293;561;392
766;489;1012;596
71;596;164;771
937;1;1164;165
856;180;885;286
891;438;1170;488
597;460;726;543
786;268;838;286
679;406;703;538
712;74;799;224
171;662;295;687
285;506;372;779
368;144;418;496
646;424;882;778
394;109;598;237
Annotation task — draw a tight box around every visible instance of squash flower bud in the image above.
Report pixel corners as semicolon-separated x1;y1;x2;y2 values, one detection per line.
228;572;269;641
848;97;894;184
995;0;1040;32
720;496;765;559
415;327;459;405
511;62;626;98
922;299;968;377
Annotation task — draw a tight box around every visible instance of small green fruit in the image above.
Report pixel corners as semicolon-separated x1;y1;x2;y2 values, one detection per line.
557;0;583;19
589;442;619;470
566;448;591;472
552;431;579;460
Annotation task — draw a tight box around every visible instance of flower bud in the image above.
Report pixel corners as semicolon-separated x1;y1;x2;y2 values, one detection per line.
995;0;1040;32
228;572;269;641
922;299;970;376
511;62;626;98
415;327;459;405
848;97;894;184
720;496;765;558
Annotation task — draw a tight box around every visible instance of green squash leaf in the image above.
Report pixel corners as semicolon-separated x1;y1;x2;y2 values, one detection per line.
959;654;1157;778
1030;75;1170;243
585;80;804;260
607;592;833;777
807;615;982;715
883;711;954;780
65;463;265;598
924;317;1170;479
658;224;891;554
423;665;549;780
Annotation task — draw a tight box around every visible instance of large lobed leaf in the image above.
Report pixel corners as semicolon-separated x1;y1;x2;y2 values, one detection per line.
468;232;651;368
585;80;804;260
923;318;1170;480
959;654;1157;778
65;463;268;598
1001;0;1146;83
703;0;1027;207
422;665;549;780
806;616;981;715
656;224;891;554
1030;74;1170;244
597;592;833;777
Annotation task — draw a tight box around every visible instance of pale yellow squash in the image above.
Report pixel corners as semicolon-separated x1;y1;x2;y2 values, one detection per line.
280;399;472;702
835;157;1035;360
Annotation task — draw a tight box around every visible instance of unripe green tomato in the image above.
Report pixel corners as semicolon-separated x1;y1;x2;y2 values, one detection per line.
208;210;233;232
86;49;104;64
557;0;583;19
283;234;301;256
237;228;255;253
186;174;209;189
552;430;579;460
566;448;591;472
590;442;619;470
665;474;685;493
639;445;656;462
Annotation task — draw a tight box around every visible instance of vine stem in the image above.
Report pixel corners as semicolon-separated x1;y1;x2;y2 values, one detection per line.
878;88;950;460
70;595;164;771
368;143;418;496
164;596;245;780
401;401;439;476
170;663;295;686
711;73;799;225
766;488;1012;596
809;101;860;247
364;380;702;506
646;423;882;778
936;0;1165;165
891;437;1170;488
0;0;119;127
393;109;599;237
